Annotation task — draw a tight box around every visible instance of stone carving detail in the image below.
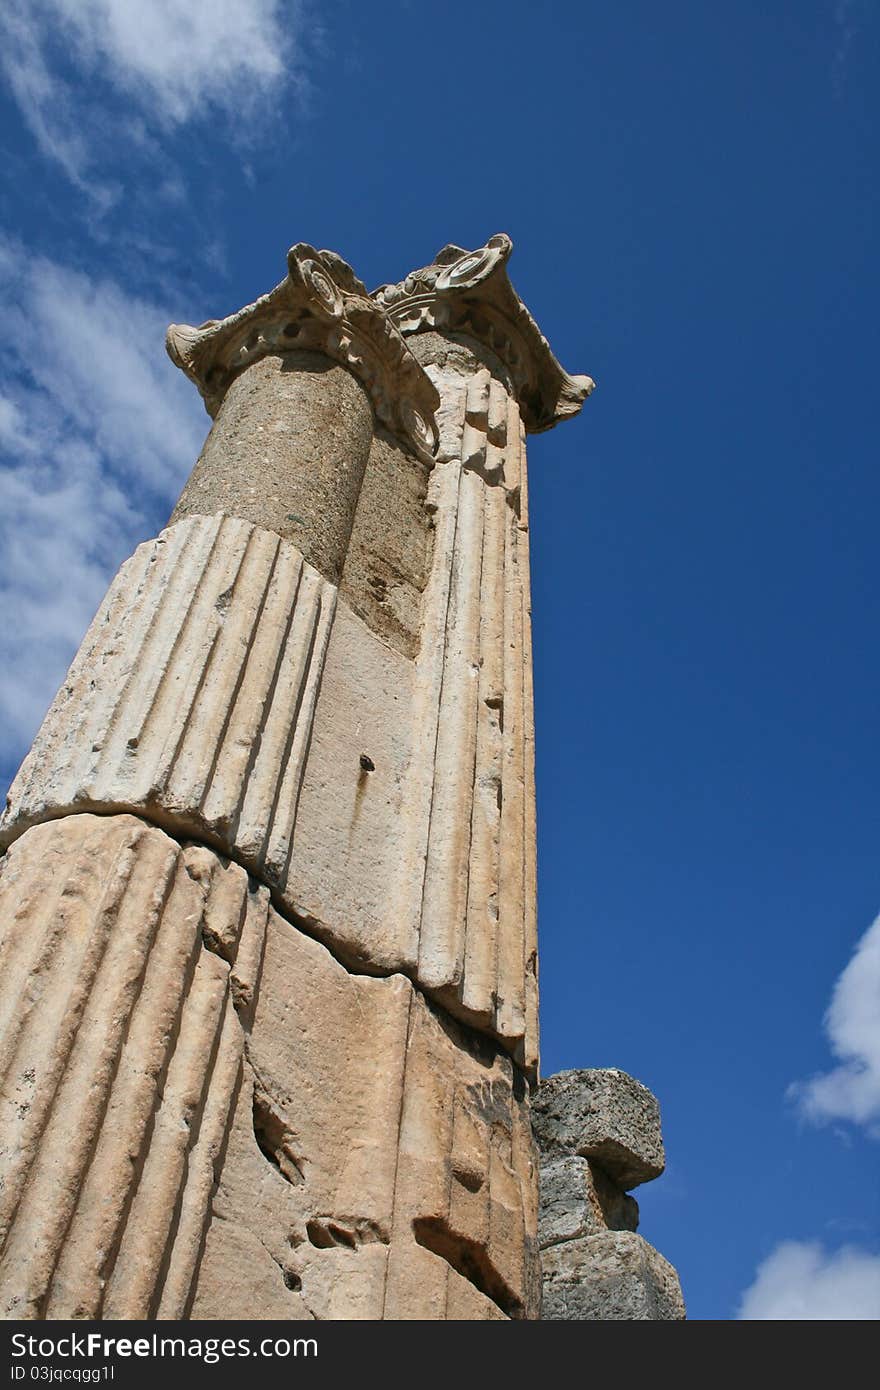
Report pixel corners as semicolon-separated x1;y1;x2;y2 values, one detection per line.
0;814;269;1320
0;514;336;891
373;233;595;433
533;1069;686;1320
167;244;440;462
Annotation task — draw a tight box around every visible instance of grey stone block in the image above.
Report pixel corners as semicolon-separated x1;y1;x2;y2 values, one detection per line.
532;1068;665;1189
542;1232;686;1321
539;1157;639;1249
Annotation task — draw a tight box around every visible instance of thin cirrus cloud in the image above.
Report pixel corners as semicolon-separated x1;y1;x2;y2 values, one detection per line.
788;913;880;1134
0;0;302;199
0;238;206;775
738;1241;880;1320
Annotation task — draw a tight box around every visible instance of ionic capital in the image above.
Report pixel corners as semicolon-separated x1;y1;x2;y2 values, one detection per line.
373;233;594;433
167;243;441;462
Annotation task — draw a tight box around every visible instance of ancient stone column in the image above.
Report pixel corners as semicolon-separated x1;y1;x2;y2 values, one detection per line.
0;235;593;1320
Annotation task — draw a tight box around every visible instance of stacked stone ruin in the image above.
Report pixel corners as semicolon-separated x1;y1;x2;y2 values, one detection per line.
0;234;683;1319
534;1069;684;1319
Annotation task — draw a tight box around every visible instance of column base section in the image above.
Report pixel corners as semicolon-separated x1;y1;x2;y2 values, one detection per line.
0;814;539;1320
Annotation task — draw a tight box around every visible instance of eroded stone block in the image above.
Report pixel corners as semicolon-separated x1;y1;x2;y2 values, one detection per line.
542;1232;685;1321
532;1069;665;1189
538;1156;638;1249
0;812;539;1322
191;898;540;1320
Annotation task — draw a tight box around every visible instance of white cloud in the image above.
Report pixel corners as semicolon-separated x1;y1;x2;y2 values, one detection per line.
0;5;95;197
0;241;206;770
45;0;287;122
789;913;880;1132
0;0;301;194
739;1241;880;1320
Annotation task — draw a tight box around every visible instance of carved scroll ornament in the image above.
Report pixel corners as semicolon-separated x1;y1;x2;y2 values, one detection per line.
167;244;441;463
373;233;595;433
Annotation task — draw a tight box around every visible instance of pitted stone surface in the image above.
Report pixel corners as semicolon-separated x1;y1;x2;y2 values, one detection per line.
538;1156;638;1249
542;1232;685;1321
340;426;434;659
532;1069;665;1189
171;350;373;583
534;1068;684;1320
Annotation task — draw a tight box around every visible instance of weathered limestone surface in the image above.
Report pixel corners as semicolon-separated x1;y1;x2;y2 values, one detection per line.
0;814;537;1320
532;1067;665;1188
195;903;539;1320
0;514;337;895
0;234;595;1320
542;1233;686;1321
0;500;537;1067
534;1069;685;1320
171;351;374;583
393;338;540;1070
538;1156;638;1248
0;349;542;1071
0;814;268;1320
340;426;434;658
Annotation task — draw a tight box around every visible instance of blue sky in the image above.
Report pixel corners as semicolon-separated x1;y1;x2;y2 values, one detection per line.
1;1;879;1321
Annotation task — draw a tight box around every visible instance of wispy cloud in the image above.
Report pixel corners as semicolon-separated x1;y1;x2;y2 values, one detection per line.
738;1241;880;1319
0;0;305;201
0;239;205;775
789;913;880;1134
1;4;98;200
832;0;865;96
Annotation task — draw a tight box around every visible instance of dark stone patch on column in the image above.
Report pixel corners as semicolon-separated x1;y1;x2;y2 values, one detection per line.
171;350;373;585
